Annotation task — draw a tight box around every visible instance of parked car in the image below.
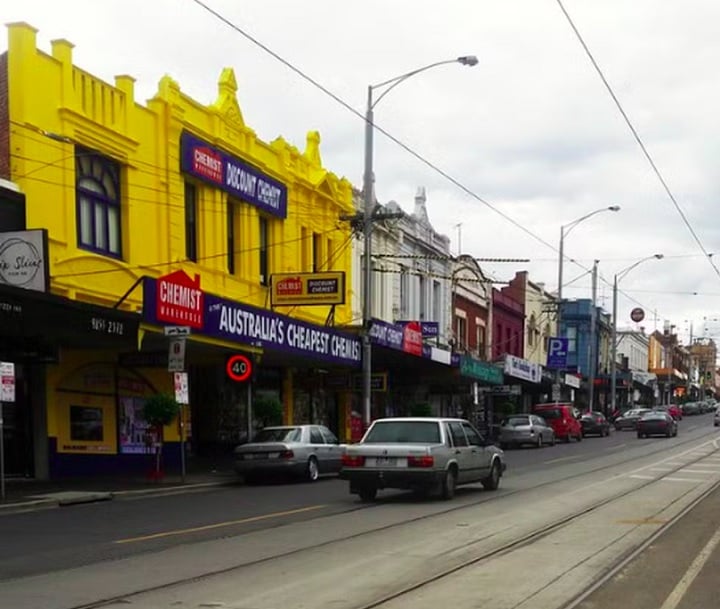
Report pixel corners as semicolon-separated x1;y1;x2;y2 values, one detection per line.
579;411;611;437
498;414;555;449
340;417;506;502
714;406;720;427
653;404;682;421
614;408;652;431
532;403;583;443
234;425;343;482
637;411;678;438
681;402;702;416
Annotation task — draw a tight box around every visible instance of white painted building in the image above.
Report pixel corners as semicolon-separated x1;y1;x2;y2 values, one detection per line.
351;187;453;346
616;330;650;372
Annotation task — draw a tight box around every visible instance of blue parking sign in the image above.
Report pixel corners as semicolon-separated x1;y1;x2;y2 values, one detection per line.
546;337;569;369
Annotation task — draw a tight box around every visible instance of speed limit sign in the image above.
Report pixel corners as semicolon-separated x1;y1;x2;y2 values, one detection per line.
226;354;253;383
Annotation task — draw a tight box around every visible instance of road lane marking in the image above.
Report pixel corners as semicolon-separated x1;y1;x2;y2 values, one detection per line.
114;505;327;544
659;522;720;609
679;469;720;474
629;474;655;480
605;443;627;451
661;477;704;483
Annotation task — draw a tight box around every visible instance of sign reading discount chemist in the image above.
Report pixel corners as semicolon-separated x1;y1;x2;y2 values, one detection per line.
180;131;288;219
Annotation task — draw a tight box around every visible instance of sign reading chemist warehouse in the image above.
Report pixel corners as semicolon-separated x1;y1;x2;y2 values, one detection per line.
143;274;361;366
180;131;288;219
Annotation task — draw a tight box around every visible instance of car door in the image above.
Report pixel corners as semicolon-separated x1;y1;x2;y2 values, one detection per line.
308;426;328;472
461;422;492;481
446;422;472;483
319;426;342;473
532;415;551;442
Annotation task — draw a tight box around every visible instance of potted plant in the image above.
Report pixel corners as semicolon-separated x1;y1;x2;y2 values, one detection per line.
142;393;181;480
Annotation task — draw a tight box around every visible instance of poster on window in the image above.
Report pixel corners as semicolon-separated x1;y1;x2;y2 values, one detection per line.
119;396;156;454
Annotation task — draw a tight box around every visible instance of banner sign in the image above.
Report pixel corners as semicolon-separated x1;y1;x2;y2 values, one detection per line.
396;320;439;338
270;272;345;306
143;277;361;366
156;270;204;329
459;355;504;385
370;319;423;357
0;229;49;293
504;354;541;383
180;131;287;219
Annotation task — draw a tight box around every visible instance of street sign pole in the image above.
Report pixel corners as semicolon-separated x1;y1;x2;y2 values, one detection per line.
247;380;253;443
0;401;5;500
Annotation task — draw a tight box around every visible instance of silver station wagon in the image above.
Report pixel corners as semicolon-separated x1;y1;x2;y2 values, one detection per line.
340;417;506;501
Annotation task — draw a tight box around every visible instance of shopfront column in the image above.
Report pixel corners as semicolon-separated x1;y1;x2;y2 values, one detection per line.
283;368;294;425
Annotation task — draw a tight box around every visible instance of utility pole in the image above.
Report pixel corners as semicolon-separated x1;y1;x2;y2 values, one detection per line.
588;260;598;412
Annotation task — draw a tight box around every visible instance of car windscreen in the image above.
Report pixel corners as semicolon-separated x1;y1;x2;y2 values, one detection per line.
641;413;667;420
535;409;561;420
363;421;441;444
252;427;302;443
504;416;530;427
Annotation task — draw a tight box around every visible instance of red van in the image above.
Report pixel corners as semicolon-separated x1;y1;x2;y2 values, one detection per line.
532;403;583;443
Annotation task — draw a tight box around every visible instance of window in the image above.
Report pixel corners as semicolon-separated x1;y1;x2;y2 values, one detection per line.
528;314;536;347
76;147;121;257
259;216;270;285
326;237;334;268
477;324;486;357
456;316;468;350
183;182;198;261
418;275;426;319
462;423;483;446
400;266;409;317
312;232;322;272
448;422;468;447
363;421;441;444
567;326;577;353
310;428;324;444
227;199;236;274
320;427;338;444
543;324;551;352
433;280;442;324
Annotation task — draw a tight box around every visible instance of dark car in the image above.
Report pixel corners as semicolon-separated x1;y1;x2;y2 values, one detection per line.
579;411;611;437
637;411;678;438
614;408;652;431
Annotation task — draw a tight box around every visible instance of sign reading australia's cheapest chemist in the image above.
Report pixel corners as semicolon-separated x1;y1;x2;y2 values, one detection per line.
180;132;288;219
207;296;361;365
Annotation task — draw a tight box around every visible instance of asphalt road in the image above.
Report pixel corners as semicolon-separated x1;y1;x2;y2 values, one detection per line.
0;412;716;583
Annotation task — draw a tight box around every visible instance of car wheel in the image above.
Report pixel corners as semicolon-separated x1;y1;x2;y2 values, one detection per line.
441;468;457;500
358;486;377;502
482;461;501;491
536;435;543;448
637;433;643;439
564;434;572;443
306;456;320;482
577;432;583;441
550;434;556;446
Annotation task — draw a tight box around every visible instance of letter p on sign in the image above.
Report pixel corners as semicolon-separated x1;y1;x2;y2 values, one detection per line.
547;337;568;369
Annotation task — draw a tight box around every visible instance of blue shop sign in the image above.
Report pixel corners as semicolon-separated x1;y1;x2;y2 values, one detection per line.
143;278;360;366
180;131;288;219
396;320;439;338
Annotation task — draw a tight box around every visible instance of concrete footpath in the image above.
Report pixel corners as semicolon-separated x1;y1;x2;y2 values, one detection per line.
573;480;720;609
0;463;238;514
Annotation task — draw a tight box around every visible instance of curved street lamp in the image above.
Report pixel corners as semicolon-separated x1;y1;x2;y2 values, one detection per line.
361;56;478;427
610;254;664;414
557;206;621;311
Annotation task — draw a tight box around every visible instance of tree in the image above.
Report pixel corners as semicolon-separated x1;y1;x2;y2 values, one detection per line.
142;393;180;479
253;394;283;428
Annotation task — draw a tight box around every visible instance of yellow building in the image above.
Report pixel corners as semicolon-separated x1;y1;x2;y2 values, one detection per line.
1;22;359;478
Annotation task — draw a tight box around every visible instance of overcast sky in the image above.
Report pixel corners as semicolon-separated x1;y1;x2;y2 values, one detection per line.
5;1;720;345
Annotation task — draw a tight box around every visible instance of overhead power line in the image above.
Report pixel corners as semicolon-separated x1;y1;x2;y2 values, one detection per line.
186;0;666;322
555;0;720;281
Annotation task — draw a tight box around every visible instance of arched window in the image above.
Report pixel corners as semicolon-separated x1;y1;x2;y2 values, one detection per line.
528;313;537;347
76;147;121;257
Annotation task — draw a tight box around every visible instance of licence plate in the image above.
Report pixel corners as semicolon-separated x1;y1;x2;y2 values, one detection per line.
247;453;269;460
367;457;407;467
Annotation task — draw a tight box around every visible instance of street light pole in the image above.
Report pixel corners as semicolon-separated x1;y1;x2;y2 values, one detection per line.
555;206;619;403
610;254;664;414
556;206;620;335
361;56;478;428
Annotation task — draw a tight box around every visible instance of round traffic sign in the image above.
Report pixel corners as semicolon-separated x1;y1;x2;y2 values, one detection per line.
226;354;253;382
630;307;645;323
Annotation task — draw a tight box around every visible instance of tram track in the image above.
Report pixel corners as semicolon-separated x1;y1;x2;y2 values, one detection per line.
56;431;720;609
